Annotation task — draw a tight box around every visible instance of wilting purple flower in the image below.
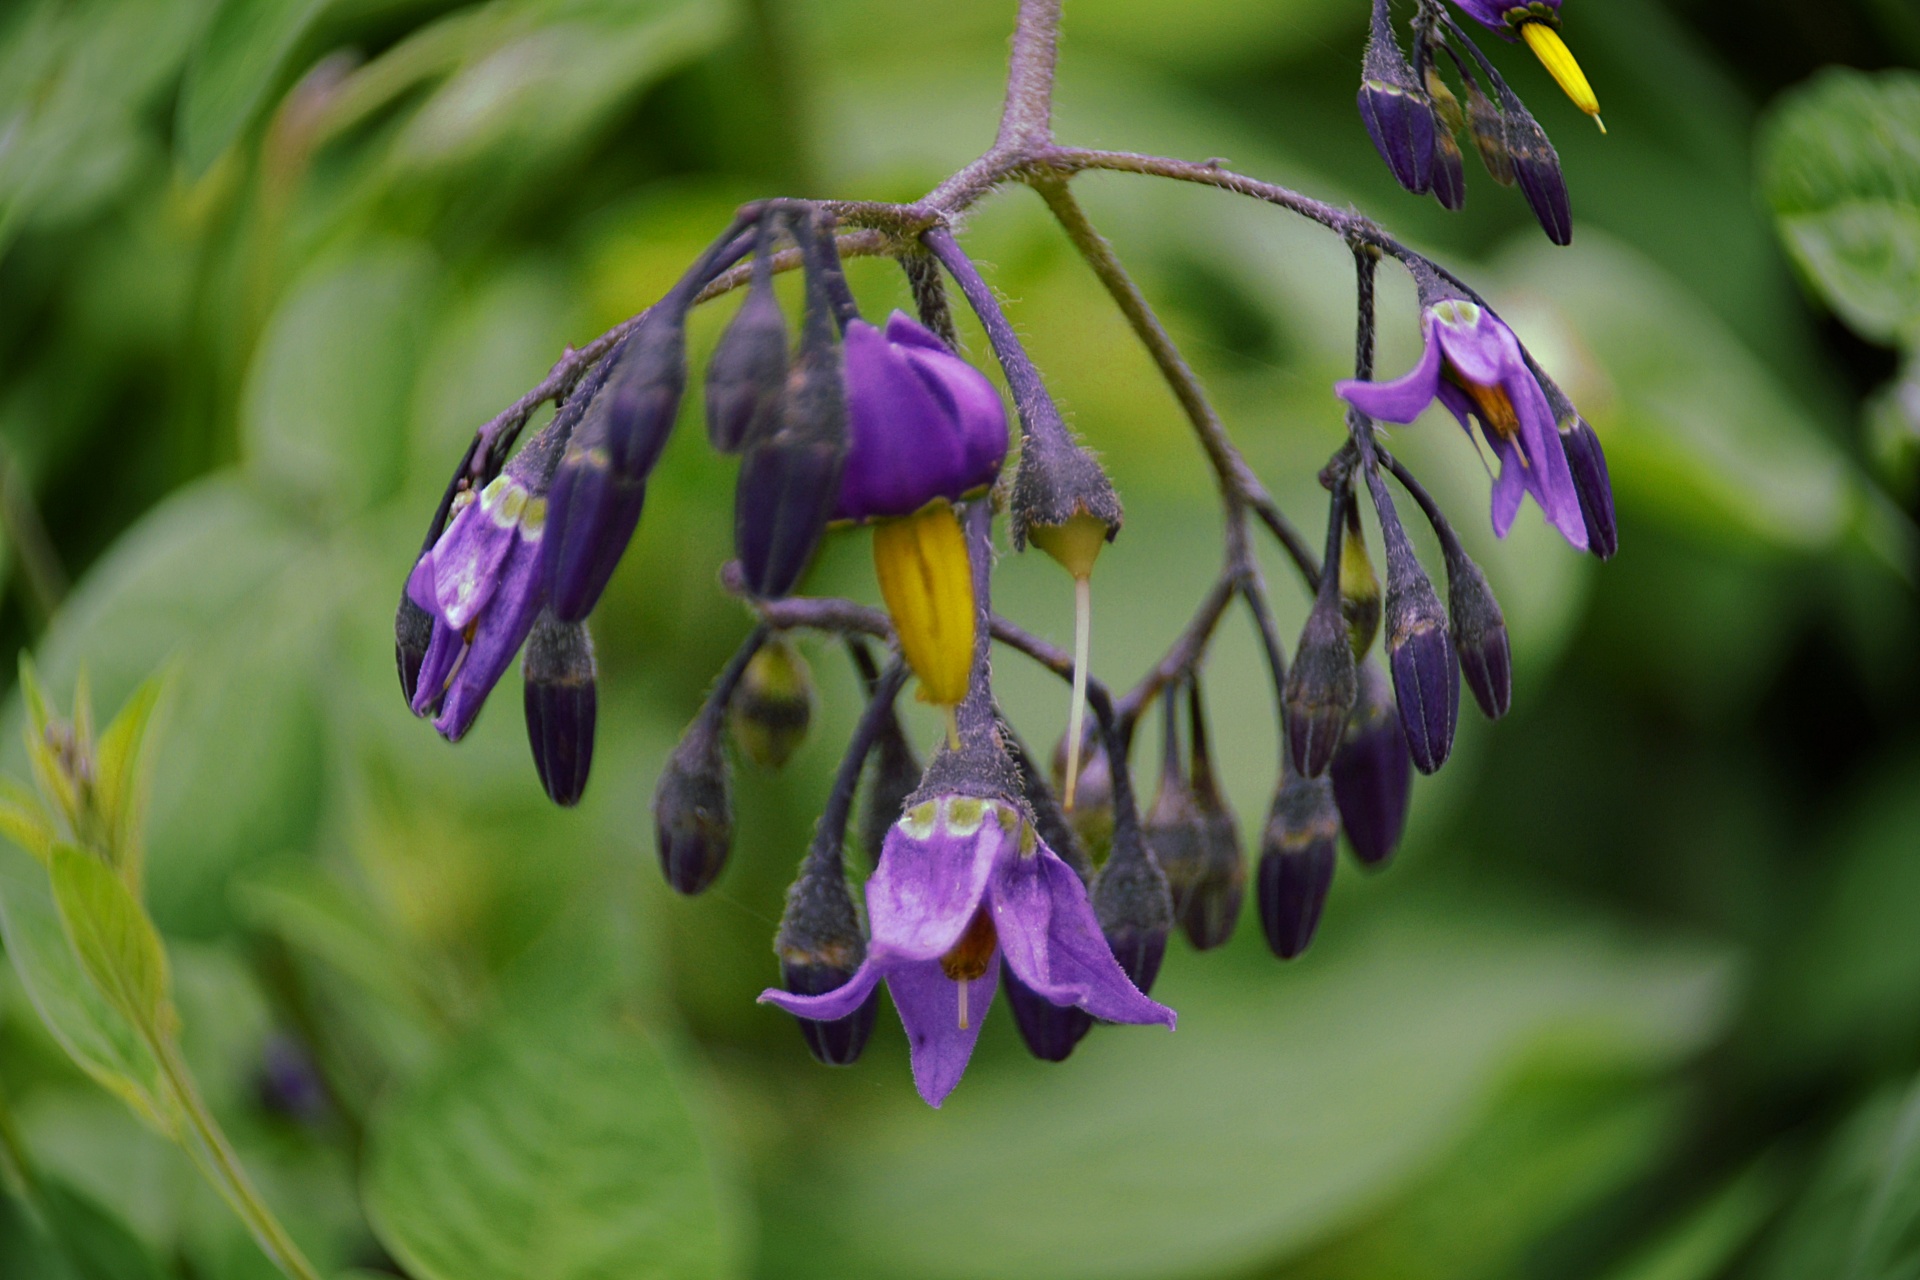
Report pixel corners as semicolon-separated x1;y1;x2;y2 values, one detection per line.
1448;0;1557;35
1337;299;1587;550
759;794;1174;1108
407;455;552;741
834;313;1007;523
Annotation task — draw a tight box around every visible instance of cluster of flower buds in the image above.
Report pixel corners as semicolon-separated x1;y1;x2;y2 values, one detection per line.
1359;0;1602;244
394;155;1617;1107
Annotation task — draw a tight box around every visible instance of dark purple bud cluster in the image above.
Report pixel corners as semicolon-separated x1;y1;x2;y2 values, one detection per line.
1358;0;1593;245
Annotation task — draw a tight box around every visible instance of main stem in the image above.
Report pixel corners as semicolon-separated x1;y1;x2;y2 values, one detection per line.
997;0;1063;149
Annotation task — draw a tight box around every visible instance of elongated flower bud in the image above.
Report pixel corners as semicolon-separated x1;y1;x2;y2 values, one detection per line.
1257;768;1339;960
1285;495;1359;778
522;612;596;807
1093;819;1175;996
1465;78;1516;185
706;226;790;453
775;841;879;1067
1372;478;1458;774
1498;83;1572;246
1329;662;1411;867
1542;380;1616;559
652;714;733;894
1340;509;1382;659
1357;0;1436;194
731;637;813;769
1148;682;1244;951
1444;539;1512;720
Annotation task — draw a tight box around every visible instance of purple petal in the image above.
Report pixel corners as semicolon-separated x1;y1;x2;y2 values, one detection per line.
1336;327;1445;424
882;310;951;354
866;799;1009;961
836;320;967;523
1431;303;1518;387
991;847;1176;1029
428;480;523;629
887;954;1000;1108
406;553;438;615
759;958;885;1022
1506;372;1587;549
1486;432;1528;538
409;616;464;717
433;533;546;741
890;316;1007;492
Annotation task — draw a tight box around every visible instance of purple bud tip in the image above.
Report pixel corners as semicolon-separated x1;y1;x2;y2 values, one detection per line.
1330;667;1413;868
543;446;647;623
1285;597;1359;779
1389;623;1460;775
1103;926;1169;997
781;961;879;1066
733;440;844;599
1003;967;1094;1062
1258;841;1336;960
524;685;594;809
1431;127;1468;212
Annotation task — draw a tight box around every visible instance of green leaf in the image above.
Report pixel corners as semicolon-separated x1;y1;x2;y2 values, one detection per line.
1759;68;1920;345
0;779;57;866
364;996;735;1280
174;0;331;178
36;1174;170;1280
242;242;439;516
89;674;168;883
1761;1078;1920;1280
48;843;174;1042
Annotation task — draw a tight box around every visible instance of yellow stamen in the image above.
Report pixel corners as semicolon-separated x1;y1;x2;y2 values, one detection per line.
872;501;975;712
1519;22;1604;131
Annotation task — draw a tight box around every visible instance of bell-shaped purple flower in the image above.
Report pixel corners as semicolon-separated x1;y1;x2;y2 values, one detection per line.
1337;298;1587;550
759;795;1174;1108
834;313;1007;524
407;446;555;741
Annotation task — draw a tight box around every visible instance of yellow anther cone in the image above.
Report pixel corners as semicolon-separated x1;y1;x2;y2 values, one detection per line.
1519;22;1605;131
872;500;976;720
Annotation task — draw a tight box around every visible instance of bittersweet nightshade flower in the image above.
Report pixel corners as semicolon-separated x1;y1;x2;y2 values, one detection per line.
1258;766;1340;960
1446;0;1603;131
652;713;733;895
522;612;596;807
760;795;1174;1107
835;312;1007;524
1330;662;1412;867
1358;0;1436;195
1337;291;1588;551
731;637;813;769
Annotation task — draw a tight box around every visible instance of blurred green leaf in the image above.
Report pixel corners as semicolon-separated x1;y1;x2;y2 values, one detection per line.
364;993;735;1280
243;242;439;516
1759;69;1920;346
89;674;167;887
48;843;173;1043
176;0;332;178
1603;1159;1783;1280
1761;1078;1920;1280
34;1173;171;1280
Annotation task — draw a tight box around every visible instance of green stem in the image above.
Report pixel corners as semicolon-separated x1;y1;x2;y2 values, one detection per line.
154;1038;322;1280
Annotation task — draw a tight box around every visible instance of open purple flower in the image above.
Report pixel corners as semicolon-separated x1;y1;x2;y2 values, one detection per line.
759;794;1175;1107
834;312;1007;523
1448;0;1556;34
407;454;551;741
1337;298;1587;550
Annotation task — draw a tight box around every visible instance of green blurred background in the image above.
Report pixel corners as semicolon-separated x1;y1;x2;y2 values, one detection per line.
3;0;1920;1277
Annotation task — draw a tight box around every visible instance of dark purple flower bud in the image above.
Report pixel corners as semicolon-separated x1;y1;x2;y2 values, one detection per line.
1330;662;1412;868
1092;819;1174;996
1147;682;1244;951
1003;967;1094;1062
1543;382;1616;559
395;595;433;705
651;714;733;895
1358;0;1436;195
775;839;879;1067
729;636;813;769
522;612;596;807
1050;728;1115;863
1444;539;1512;720
536;354;643;624
1257;769;1339;960
595;311;689;482
1498;84;1572;245
1369;476;1459;774
1285;495;1360;778
835;313;1007;523
706;234;789;454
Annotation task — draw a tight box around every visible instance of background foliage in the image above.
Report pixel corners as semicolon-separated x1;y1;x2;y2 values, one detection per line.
1;0;1918;1277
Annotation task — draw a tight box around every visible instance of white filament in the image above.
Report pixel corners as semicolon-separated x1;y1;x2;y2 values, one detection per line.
1062;575;1092;812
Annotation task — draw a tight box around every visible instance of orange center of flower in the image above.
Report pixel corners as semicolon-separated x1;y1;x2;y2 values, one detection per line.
939;908;998;983
1444;368;1531;469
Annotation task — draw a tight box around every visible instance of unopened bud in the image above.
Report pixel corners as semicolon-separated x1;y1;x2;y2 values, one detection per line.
1285;568;1358;779
1092;822;1174;996
651;715;733;894
1329;662;1411;868
1499;85;1572;245
1443;540;1512;721
1340;512;1382;659
1546;383;1616;559
1465;79;1516;185
1375;485;1458;774
706;243;789;453
1430;121;1467;211
730;637;813;768
1257;769;1339;960
522;613;596;807
733;324;847;599
598;310;690;481
1147;682;1244;951
1003;968;1094;1062
775;843;878;1066
1357;0;1436;195
1425;64;1465;136
858;709;921;865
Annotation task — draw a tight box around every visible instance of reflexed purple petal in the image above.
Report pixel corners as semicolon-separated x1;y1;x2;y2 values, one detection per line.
759;958;884;1023
888;954;999;1108
866;799;1008;961
990;847;1175;1027
1510;378;1587;550
1336;328;1446;424
406;553;438;615
433;536;546;742
1487;432;1528;538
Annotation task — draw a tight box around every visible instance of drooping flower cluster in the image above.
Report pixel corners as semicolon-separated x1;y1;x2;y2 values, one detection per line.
394;0;1618;1110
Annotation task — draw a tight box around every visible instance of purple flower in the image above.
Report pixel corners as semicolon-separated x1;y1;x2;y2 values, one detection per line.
407;465;550;741
759;794;1175;1107
834;313;1008;523
1448;0;1557;36
1337;299;1587;550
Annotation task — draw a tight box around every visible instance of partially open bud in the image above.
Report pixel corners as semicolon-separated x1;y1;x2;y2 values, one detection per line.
872;500;975;722
1050;728;1115;862
705;238;789;453
1357;0;1436;194
1093;820;1174;996
730;637;813;769
1147;682;1244;951
1257;768;1339;960
1373;481;1458;774
651;714;733;895
1340;508;1382;659
1443;539;1512;721
1329;662;1411;868
1285;495;1359;778
774;841;879;1067
522;612;596;807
